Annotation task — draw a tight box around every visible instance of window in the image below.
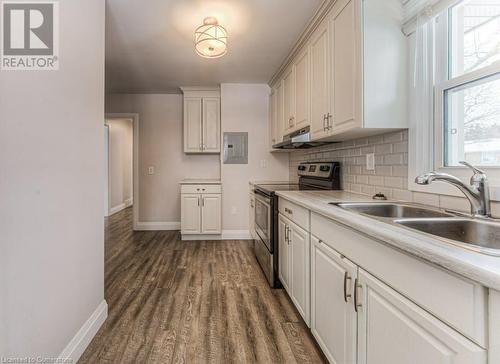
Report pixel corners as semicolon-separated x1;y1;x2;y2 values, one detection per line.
438;0;500;168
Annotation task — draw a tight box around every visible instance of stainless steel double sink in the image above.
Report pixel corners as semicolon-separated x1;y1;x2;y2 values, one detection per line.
330;202;500;256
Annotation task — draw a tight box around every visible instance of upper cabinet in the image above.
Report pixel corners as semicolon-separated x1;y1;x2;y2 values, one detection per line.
181;87;221;154
269;0;407;144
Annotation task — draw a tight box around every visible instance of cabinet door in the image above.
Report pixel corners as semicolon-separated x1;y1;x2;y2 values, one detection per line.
310;22;330;140
289;221;310;326
311;235;357;364
181;194;201;234
202;97;220;152
283;67;295;133
201;194;221;234
294;48;309;130
184;98;202;153
357;269;487;364
249;193;256;239
330;0;360;133
276;81;285;143
278;215;290;292
269;90;278;148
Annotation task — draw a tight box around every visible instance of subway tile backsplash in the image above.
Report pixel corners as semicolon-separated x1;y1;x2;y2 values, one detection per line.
289;130;500;218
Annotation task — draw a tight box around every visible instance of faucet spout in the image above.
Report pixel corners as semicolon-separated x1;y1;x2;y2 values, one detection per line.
415;165;490;217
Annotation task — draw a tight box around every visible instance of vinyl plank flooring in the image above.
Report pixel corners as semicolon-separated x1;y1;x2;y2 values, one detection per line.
79;207;327;364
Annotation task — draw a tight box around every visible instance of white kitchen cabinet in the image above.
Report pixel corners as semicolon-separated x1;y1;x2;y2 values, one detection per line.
184;98;203;153
309;21;330;141
283;66;295;134
289;219;310;325
294;48;309;130
200;194;221;234
269;0;407;142
249;192;256;239
311;235;357;364
181;194;201;234
357;269;487;364
329;0;360;134
181;87;220;153
279;213;310;325
278;215;290;292
202;98;220;153
180;183;221;237
269;89;280;149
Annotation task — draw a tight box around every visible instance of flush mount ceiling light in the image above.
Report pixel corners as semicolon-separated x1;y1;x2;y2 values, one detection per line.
195;17;228;58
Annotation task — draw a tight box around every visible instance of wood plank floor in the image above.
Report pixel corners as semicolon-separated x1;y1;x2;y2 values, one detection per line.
79;207;327;363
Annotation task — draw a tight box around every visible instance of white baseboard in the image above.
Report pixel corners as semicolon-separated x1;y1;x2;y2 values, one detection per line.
222;230;253;240
181;230;252;241
109;199;133;216
135;221;181;231
59;300;107;363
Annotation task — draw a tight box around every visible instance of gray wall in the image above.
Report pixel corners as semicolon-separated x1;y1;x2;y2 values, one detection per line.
105;94;221;224
0;0;105;356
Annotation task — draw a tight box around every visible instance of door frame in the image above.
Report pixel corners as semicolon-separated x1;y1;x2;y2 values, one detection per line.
105;113;140;230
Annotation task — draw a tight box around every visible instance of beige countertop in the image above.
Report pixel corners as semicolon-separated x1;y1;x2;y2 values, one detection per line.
180;179;221;185
276;190;500;291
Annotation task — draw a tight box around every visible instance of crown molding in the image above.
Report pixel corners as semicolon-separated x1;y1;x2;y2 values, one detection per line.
268;0;336;87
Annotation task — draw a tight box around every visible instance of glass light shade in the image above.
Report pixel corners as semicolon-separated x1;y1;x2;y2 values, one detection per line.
195;17;228;58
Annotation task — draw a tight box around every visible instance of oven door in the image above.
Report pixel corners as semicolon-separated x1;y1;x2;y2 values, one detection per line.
254;190;272;253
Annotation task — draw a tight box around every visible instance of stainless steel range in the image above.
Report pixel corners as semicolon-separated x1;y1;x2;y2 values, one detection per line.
253;161;341;287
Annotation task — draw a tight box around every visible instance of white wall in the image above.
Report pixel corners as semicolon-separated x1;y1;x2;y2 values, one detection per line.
105;94;221;224
221;84;290;234
107;119;133;213
0;0;105;359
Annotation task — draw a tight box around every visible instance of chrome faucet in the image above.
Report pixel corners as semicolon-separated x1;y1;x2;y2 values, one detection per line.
415;161;491;217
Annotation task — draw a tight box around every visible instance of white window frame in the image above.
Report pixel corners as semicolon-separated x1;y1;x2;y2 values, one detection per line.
408;5;500;201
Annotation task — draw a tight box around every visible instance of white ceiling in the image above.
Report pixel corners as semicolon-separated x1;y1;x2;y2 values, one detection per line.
105;0;323;93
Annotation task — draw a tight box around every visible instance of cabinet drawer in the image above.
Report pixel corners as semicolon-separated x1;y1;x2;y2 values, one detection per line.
311;212;487;347
181;184;221;194
279;198;310;231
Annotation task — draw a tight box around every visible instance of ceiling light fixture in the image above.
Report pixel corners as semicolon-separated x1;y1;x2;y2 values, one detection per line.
195;17;228;58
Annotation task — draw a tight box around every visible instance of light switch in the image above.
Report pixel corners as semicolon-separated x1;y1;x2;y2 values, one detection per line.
148;166;155;175
366;153;375;171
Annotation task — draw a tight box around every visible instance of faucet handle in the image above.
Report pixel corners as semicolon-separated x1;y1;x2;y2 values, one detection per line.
459;161;485;175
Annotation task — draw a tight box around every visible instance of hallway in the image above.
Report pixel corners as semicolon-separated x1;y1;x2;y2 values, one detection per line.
79;207;326;363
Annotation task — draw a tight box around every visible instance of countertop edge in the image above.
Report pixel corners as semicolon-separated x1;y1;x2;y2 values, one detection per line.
276;190;500;291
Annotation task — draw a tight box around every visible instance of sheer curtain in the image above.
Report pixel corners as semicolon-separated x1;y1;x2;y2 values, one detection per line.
411;7;436;176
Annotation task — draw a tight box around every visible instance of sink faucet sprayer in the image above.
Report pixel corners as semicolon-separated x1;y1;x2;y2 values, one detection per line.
415;161;491;217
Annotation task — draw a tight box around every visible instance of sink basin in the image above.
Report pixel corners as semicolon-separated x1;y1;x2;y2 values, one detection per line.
331;202;453;219
395;218;500;256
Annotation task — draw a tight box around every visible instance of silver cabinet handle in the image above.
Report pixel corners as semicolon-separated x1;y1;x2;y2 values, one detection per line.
323;114;327;131
344;272;352;302
327;113;333;130
354;278;362;312
198;196;200;206
201;197;205;207
284;207;293;215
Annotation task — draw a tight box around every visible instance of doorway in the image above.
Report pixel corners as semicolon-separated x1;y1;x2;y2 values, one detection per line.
105;113;139;229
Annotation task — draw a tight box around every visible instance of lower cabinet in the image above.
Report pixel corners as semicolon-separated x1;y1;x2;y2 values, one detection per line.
181;187;221;235
311;235;357;364
279;214;310;325
357;269;487;364
310;235;487;364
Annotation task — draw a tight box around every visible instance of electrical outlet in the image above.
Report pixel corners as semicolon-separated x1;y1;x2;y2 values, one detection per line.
366;153;375;171
148;166;155;175
260;159;267;168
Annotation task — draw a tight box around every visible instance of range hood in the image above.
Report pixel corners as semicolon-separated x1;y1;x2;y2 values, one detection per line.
272;126;333;149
